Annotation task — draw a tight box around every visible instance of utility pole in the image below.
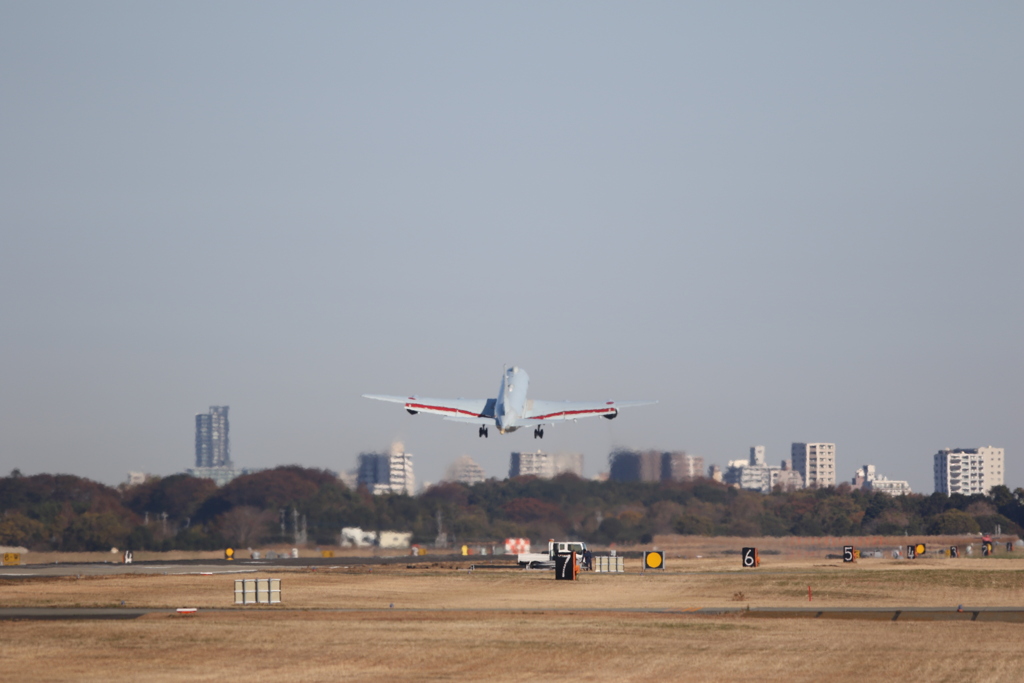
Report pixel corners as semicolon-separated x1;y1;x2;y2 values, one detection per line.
434;508;446;548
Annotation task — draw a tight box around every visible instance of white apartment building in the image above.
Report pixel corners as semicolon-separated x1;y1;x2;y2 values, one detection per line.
934;447;1004;495
851;464;911;496
791;443;836;489
664;452;705;481
869;477;912;496
724;459;770;492
445;455;487;485
723;447;804;493
509;451;583;479
358;442;415;495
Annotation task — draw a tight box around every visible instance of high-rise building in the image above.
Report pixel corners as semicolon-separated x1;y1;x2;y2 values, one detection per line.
750;446;765;466
358;442;415;495
195;406;231;468
662;452;705;482
608;450;704;483
608;449;662;482
445;456;488;485
934;447;1004;495
509;451;583;479
791;443;836;488
188;406;253;486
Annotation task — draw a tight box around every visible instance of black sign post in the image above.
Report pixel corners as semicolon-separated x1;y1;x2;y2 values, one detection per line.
741;547;759;568
843;546;854;563
555;551;577;580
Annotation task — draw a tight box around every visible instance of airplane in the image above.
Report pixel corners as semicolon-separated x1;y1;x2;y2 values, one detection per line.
363;366;656;438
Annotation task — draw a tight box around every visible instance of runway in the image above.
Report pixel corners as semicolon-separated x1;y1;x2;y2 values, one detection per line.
2;606;1023;622
0;554;474;578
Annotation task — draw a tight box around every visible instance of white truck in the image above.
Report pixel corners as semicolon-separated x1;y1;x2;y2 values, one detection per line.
517;540;588;569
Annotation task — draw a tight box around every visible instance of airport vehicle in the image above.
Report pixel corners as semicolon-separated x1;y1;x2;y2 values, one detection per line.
517;540;589;569
364;367;656;438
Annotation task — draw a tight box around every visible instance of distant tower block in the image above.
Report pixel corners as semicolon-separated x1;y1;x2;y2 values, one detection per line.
510;451;583;479
357;442;415;495
750;446;765;466
791;443;836;489
195;406;231;468
445;456;487;485
934;447;1004;495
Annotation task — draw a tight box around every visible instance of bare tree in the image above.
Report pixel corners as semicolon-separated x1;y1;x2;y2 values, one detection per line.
216;506;274;547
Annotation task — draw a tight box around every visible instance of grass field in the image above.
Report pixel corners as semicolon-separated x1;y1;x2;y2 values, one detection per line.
3;543;1024;681
4;610;1024;682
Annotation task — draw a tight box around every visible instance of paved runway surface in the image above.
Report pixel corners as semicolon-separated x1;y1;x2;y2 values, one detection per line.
0;554;476;577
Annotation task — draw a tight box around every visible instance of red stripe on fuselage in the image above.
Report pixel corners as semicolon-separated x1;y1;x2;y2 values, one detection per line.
405;403;485;418
527;407;615;420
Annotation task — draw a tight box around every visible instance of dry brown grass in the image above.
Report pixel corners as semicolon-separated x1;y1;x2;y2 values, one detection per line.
2;611;1023;682
4;556;1024;610
3;552;1024;681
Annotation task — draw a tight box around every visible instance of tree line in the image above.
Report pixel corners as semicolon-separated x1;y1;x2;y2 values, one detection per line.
1;467;1022;552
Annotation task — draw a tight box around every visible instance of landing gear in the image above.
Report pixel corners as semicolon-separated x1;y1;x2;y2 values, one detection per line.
479;426;489;438
533;427;544;439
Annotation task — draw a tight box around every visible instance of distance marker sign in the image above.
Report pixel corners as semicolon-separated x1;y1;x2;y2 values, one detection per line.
741;547;759;568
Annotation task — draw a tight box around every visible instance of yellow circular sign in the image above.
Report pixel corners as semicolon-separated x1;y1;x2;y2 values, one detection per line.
225;548;234;558
915;544;926;556
646;552;662;568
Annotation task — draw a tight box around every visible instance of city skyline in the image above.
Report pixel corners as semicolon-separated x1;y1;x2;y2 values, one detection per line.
2;5;1020;492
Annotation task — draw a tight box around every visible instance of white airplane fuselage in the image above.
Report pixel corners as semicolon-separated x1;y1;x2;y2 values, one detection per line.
496;366;530;433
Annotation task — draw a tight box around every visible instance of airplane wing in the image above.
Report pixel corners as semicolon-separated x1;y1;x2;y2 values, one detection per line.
443;416;496;425
362;395;495;419
521;399;657;425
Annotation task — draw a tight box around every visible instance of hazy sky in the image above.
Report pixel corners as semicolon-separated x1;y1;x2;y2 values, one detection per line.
2;3;1021;493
